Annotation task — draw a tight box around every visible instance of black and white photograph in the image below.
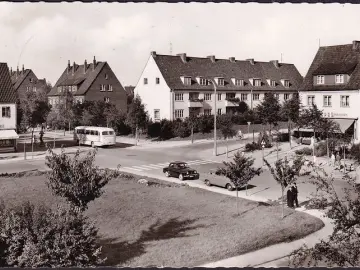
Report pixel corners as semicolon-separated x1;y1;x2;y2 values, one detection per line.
1;2;360;268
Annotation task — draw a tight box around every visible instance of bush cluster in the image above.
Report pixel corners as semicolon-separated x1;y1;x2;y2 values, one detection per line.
295;147;313;156
295;143;327;157
244;131;272;152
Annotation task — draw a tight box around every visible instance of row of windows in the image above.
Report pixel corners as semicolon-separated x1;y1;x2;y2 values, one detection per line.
26;86;37;92
76;129;114;135
316;74;345;85
49;97;110;105
1;107;11;118
307;95;350;107
100;84;113;92
174;108;224;119
174;93;290;101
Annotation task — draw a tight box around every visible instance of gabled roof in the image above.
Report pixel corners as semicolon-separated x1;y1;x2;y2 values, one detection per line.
11;69;32;90
0;63;16;104
150;53;303;92
48;61;107;96
301;42;360;91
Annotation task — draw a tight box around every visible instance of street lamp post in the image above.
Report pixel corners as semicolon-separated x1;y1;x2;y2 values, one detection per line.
209;79;217;156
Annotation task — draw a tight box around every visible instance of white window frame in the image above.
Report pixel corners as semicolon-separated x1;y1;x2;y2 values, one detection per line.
317;75;325;85
335;74;344;84
252;93;260;100
284;93;290;100
199;78;208;86
307;95;315;106
323;95;332;107
204;93;212;101
174;109;184;119
104;97;110;103
275;94;280;100
144;78;148;85
184;77;192;86
217;78;225;86
240;93;248;101
154;109;160;120
100;84;106;92
217;108;222;115
204;109;211;115
107;85;113;92
235;79;244;86
217;93;222;101
254;79;261;87
340;95;350;107
156;77;160;84
271;80;276;87
175;93;184;101
1;106;11;118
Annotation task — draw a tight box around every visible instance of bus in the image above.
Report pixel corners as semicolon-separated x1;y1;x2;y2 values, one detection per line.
74;126;116;147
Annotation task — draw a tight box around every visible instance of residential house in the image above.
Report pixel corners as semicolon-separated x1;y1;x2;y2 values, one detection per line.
10;65;48;100
134;52;303;122
299;40;360;141
0;63;19;152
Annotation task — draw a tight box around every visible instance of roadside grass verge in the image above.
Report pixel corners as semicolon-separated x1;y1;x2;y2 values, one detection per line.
0;171;324;267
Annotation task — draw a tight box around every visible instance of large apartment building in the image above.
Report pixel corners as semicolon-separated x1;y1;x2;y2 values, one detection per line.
48;57;127;111
299;40;360;141
0;63;18;153
135;51;303;121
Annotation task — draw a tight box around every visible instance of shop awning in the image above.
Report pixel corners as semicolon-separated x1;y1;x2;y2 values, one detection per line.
332;119;355;133
0;130;19;140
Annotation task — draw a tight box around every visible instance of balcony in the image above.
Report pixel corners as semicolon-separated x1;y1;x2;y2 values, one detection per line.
225;97;240;107
188;98;204;108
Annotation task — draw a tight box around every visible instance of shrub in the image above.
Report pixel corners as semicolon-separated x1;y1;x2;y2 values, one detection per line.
350;143;360;163
295;147;313;156
147;122;162;138
315;142;327;157
159;119;174;140
275;132;289;143
45;147;119;212
296;137;302;144
245;142;261;152
172;120;191;138
0;201;104;267
231;114;247;125
301;138;312;145
197;115;213;134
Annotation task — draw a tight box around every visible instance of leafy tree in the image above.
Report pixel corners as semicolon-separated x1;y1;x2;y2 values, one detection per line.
217;114;237;157
0;201;104;267
263;155;308;218
45;147;120;212
104;103;121;128
56;89;75;135
126;94;148;144
197;115;214;134
185;114;200;143
255;93;281;138
216;152;262;214
237;101;249;114
290;167;360;267
280;94;301;148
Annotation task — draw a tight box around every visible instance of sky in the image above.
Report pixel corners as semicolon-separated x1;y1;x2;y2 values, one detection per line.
0;3;359;87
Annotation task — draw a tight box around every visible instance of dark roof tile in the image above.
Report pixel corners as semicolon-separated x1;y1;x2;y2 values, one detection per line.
0;63;16;103
152;54;303;91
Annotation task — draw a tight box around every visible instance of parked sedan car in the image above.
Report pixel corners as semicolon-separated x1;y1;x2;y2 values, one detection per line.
163;161;200;181
203;169;237;191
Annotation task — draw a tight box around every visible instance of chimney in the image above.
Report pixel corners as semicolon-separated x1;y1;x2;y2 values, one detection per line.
10;67;12;74
84;60;87;73
177;53;187;63
151;51;157;58
93;56;97;70
72;61;76;75
17;66;19;75
22;64;24;73
353;40;360;50
246;58;255;65
207;55;216;63
270;60;279;68
67;60;71;74
229;57;236;63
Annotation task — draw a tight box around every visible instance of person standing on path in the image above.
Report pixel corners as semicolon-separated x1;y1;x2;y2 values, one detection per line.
286;184;294;208
331;152;335;167
291;183;299;208
336;152;341;168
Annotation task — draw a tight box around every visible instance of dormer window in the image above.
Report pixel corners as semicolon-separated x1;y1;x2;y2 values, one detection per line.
317;75;325;85
254;79;261;87
271;80;276;87
235;79;244;86
184;77;191;85
283;80;290;88
216;78;225;86
199;77;208;86
335;74;344;84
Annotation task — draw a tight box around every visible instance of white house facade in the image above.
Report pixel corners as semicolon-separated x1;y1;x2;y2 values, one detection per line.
135;51;303;122
299;40;360;142
0;62;19;152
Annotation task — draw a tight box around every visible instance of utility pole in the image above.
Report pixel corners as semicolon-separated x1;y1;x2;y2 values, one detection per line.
209;79;217;156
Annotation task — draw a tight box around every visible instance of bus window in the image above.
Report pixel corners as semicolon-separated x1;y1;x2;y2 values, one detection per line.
86;130;90;135
109;131;114;135
94;131;99;136
102;131;109;135
90;130;95;135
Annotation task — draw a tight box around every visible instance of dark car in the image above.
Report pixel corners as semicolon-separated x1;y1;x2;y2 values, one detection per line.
163;161;200;181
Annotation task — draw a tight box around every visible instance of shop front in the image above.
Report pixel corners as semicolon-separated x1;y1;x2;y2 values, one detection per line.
0;129;19;153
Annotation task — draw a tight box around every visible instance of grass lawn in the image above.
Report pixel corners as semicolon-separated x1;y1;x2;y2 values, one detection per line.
0;171;324;267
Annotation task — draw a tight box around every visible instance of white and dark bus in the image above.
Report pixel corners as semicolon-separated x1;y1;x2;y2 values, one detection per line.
74;126;116;147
